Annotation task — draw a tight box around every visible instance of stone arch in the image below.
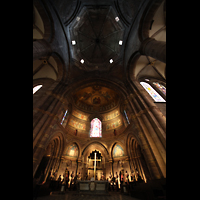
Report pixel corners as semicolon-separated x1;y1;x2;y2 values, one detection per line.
80;141;110;180
33;52;66;84
63;141;81;159
33;131;65;181
126;132;157;181
127;51;142;81
81;141;109;159
33;52;66;111
44;131;65;159
110;141;127;159
138;0;165;41
33;0;53;42
88;114;103;122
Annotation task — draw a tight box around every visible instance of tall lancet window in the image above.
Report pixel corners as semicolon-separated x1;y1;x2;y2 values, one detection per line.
61;110;68;125
124;110;130;124
140;82;166;102
90;118;102;137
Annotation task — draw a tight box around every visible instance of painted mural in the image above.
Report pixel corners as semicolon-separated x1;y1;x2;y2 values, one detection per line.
105;110;119;121
113;144;124;157
76;100;117;112
106;119;122;130
65;144;78;157
72;110;87;121
73;86;119;112
68;119;86;130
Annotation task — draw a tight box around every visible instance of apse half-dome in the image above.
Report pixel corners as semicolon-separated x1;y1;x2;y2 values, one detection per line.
72;85;120;113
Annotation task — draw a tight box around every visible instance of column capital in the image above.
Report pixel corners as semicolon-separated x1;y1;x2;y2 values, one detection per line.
33;39;52;60
139;38;156;53
139;38;166;63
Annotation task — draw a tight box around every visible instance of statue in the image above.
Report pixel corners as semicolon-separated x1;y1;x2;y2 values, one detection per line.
119;160;124;168
65;168;69;184
85;172;88;180
120;169;124;182
74;129;77;136
131;170;135;182
115;172;118;183
108;172;112;183
77;172;81;180
125;171;129;183
100;172;105;180
95;173;98;180
70;171;75;184
135;168;139;181
131;168;139;181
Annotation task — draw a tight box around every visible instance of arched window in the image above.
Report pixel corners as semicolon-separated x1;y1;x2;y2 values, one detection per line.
124;110;130;124
61;110;68;125
153;82;166;95
140;82;165;102
90;118;102;138
33;84;42;94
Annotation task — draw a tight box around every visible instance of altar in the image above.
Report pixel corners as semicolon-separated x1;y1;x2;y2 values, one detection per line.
77;180;108;193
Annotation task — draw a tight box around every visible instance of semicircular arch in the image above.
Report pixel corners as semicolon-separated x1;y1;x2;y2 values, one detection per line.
110;141;127;159
63;141;81;159
33;0;53;41
81;141;109;159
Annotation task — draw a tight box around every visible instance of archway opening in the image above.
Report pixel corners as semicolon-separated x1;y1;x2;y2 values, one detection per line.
128;137;151;183
87;150;104;180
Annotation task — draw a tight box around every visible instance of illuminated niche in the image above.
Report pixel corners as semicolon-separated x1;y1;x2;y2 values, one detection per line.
90;118;102;137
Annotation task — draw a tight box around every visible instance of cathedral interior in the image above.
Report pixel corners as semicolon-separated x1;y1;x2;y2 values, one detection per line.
33;0;166;199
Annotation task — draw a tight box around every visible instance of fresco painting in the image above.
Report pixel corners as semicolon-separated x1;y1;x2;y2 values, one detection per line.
65;144;78;157
105;110;119;121
68;119;86;130
113;144;124;157
72;110;87;120
106;119;122;130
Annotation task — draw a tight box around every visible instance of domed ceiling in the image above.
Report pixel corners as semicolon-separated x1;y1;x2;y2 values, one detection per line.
69;6;125;71
72;85;120;112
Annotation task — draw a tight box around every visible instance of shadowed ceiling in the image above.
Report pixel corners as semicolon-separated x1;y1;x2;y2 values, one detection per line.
69;6;124;71
33;0;166;138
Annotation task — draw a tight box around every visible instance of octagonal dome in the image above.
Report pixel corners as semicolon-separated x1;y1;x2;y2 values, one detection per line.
69;6;125;71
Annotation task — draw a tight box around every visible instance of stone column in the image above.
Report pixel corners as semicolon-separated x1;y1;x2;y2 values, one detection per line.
126;95;166;179
33;39;52;60
33;83;65;149
140;38;166;63
133;81;166;138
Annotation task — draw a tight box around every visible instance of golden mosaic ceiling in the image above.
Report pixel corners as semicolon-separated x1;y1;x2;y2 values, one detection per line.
72;85;119;112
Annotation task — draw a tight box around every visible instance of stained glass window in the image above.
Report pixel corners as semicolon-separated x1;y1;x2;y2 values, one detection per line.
90;118;102;137
124;110;130;124
153;82;166;95
140;82;166;102
33;85;42;94
61;110;68;125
